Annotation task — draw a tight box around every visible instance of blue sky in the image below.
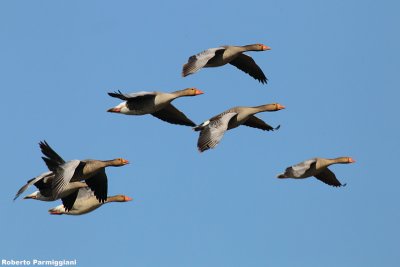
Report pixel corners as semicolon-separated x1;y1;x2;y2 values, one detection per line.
1;0;399;266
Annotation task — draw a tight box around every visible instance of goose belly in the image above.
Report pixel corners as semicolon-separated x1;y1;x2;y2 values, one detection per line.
123;108;155;115
70;198;102;215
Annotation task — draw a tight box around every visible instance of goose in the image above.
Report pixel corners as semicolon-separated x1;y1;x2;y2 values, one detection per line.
182;44;271;84
107;88;203;127
194;103;285;152
48;187;132;215
277;157;356;187
38;141;129;206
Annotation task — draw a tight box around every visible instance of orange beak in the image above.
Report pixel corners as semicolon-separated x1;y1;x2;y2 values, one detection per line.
49;211;62;215
349;158;356;163
262;45;271;51
276;104;285;110
194;89;204;95
124;196;133;202
122;159;129;165
107;107;121;113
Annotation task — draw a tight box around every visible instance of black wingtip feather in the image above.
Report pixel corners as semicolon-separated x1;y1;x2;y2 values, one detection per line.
258;77;268;84
107;91;119;97
108;90;127;100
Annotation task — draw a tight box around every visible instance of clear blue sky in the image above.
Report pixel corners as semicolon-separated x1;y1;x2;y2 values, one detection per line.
1;1;399;266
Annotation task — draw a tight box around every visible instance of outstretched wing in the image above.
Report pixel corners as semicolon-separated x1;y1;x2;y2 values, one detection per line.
85;168;108;203
242;115;280;131
314;168;345;187
182;47;225;76
39;141;65;172
14;171;53;200
229;53;267;84
152;104;196;126
196;112;237;152
61;190;79;211
108;90;157;101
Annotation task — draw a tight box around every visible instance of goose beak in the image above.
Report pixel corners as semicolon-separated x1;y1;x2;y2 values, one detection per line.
194;89;204;95
262;45;271;51
276;104;285;110
124;196;133;202
107;107;121;113
349;158;356;163
49;210;63;215
122;159;129;165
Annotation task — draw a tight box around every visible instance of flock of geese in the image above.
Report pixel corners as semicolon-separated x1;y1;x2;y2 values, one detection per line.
14;43;355;215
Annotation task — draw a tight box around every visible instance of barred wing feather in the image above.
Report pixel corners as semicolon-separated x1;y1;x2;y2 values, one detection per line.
182;47;225;76
52;160;81;199
108;90;157;100
14;171;53;200
197;112;237;152
286;159;317;177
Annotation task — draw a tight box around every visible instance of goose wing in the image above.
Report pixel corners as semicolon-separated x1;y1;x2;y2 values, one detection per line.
107;90;157;101
14;171;53;200
152;104;196;126
52;160;82;199
182;47;225;76
85;168;108;203
286;159;317;178
39;141;65;172
61;190;79;211
196;112;237;152
229;53;267;84
242;115;279;131
314;168;345;187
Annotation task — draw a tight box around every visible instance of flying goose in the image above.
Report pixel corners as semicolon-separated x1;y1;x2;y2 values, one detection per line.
49;187;132;215
107;88;203;127
277;157;356;187
194;103;284;152
182;44;271;84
